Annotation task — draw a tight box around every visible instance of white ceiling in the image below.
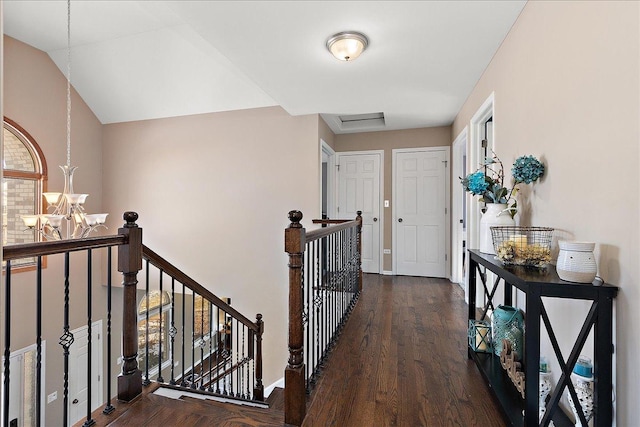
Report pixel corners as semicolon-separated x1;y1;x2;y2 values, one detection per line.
2;1;526;133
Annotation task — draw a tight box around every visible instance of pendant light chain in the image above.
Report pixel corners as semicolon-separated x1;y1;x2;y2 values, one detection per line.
66;0;72;168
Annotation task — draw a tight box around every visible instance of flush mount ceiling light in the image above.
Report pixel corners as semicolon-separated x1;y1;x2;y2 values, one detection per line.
326;31;369;61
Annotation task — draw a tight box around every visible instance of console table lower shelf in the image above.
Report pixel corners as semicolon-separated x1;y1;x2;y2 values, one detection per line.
469;349;572;427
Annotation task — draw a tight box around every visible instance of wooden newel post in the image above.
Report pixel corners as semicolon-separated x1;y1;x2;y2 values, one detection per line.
356;210;363;292
117;212;143;402
253;313;264;401
284;210;306;426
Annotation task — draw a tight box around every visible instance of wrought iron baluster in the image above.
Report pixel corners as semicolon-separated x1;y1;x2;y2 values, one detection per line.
83;249;95;427
143;260;151;386
235;318;239;397
181;283;186;386
103;248;115;414
241;325;246;399
223;310;228;395
305;242;311;389
208;301;213;392
60;253;75;427
191;292;196;389
199;294;205;391
157;270;164;383
3;261;10;427
36;256;43;425
216;306;221;394
169;278;177;385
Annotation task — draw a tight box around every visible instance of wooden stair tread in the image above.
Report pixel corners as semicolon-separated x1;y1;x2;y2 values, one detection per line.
266;387;285;412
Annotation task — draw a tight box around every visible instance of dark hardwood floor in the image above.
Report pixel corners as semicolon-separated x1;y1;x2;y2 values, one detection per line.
82;274;505;426
303;274;505;427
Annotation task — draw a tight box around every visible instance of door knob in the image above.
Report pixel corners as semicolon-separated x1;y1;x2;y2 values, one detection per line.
398;218;403;223
373;217;378;222
72;399;79;404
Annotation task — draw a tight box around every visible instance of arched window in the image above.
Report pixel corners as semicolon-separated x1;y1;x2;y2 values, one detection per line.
138;290;172;376
3;118;47;268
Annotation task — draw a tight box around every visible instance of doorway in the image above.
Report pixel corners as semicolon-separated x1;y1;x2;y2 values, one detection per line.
452;129;468;290
68;321;103;427
336;150;383;274
321;140;336;219
3;343;46;427
392;147;450;278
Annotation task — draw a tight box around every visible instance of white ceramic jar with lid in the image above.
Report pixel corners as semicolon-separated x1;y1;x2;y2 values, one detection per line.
556;241;597;283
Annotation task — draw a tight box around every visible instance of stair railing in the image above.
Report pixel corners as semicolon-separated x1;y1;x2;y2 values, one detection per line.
284;210;362;426
2;212;264;427
141;244;264;402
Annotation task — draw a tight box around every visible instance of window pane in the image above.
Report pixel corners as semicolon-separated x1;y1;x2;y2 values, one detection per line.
3;127;35;172
3;177;37;246
139;290;171;314
23;349;37;426
138;314;169;371
194;295;211;340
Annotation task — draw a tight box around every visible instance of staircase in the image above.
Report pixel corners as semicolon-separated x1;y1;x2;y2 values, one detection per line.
75;384;289;427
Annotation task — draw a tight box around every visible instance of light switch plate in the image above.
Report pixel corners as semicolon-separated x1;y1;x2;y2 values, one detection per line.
384;200;390;208
383;249;391;254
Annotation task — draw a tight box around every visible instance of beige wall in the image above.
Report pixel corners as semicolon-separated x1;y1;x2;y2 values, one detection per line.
452;2;639;424
318;116;336;150
102;106;321;388
3;35;110;425
335;126;451;271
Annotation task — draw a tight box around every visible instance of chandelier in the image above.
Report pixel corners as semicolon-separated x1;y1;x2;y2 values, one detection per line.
22;0;107;240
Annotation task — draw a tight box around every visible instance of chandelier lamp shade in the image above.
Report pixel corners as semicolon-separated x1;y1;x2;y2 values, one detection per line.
21;0;107;240
326;31;369;61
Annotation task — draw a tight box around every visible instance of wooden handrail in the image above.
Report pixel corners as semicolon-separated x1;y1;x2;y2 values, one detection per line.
305;219;360;243
311;218;350;225
141;244;259;332
3;235;126;261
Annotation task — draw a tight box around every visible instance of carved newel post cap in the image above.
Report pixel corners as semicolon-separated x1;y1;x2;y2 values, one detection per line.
123;211;139;228
357;210;362;216
288;210;303;228
256;313;263;321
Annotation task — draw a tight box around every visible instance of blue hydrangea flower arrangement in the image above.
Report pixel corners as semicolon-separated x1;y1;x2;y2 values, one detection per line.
461;152;544;217
512;155;545;184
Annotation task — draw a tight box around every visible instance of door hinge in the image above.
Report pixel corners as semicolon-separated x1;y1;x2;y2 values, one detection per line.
337;206;340;213
98;375;101;382
445;207;447;214
445;254;448;261
442;160;448;168
481;139;488;149
336;164;340;171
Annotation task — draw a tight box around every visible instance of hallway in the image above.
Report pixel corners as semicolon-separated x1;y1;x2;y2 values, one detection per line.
303;274;505;426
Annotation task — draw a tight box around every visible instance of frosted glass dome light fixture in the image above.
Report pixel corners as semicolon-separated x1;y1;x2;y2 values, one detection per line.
326;31;369;61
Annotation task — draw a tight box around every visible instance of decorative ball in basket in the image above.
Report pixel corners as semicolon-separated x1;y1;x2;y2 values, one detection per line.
490;226;554;267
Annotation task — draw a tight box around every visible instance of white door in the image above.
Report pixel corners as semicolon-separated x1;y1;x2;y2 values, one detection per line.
4;343;45;426
337;152;382;274
69;321;103;427
394;148;448;277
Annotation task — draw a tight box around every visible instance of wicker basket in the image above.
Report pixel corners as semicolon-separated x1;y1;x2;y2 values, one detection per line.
490;226;554;267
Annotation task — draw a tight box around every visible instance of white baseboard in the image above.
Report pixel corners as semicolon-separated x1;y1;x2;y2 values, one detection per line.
382;270;393;276
264;377;285;398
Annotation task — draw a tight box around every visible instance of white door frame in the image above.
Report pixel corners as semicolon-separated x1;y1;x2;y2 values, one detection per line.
69;320;103;427
336;149;384;274
468;92;495;305
320;139;337;219
451;128;468;290
392;146;450;277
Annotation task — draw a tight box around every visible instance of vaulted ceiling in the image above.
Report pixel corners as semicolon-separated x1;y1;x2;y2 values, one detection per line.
3;1;526;133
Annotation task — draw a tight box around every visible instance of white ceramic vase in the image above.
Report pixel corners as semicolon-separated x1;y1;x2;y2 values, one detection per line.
479;203;515;254
556;241;597;283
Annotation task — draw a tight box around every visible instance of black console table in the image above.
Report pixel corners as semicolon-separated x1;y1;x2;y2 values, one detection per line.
467;249;618;427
